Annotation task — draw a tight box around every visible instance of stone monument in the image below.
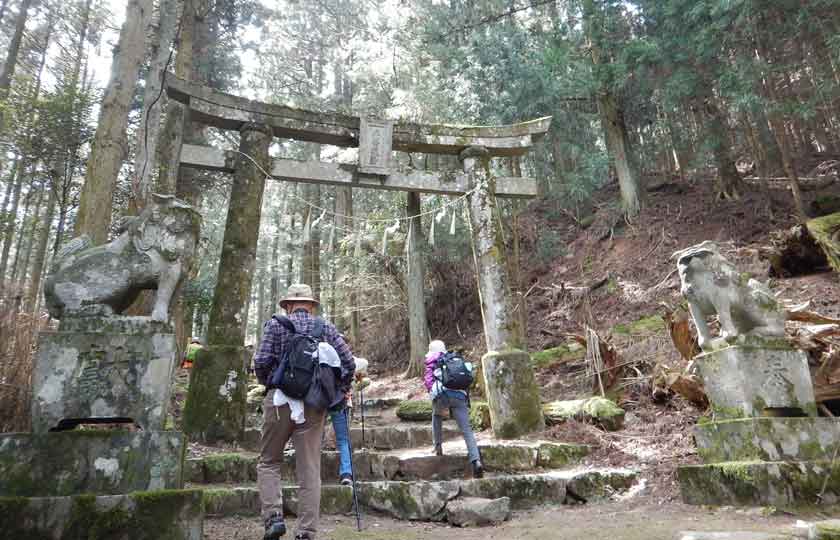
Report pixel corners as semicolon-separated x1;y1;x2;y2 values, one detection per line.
0;195;204;539
674;241;840;506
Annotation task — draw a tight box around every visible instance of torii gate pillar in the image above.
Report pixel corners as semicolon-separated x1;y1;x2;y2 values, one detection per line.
183;122;272;444
461;146;524;351
461;146;544;439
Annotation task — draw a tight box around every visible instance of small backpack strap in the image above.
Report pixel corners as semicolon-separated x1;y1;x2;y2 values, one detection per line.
272;315;297;334
311;317;325;340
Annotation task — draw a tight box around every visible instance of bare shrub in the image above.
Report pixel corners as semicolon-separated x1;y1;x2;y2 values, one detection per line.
427;257;481;349
0;291;50;433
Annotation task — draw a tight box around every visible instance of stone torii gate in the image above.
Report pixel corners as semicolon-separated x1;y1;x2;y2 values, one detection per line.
169;74;550;442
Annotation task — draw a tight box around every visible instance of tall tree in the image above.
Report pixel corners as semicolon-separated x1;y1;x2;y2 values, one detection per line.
0;0;35;140
74;0;155;245
581;0;644;217
132;0;180;211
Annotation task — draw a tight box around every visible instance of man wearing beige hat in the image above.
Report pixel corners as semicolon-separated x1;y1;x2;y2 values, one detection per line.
253;284;355;540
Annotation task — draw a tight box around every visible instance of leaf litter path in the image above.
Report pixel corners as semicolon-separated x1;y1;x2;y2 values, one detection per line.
204;499;802;540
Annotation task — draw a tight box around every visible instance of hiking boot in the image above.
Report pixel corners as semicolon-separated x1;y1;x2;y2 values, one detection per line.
340;473;353;486
471;459;484;479
434;444;443;457
294;533;313;540
263;512;286;540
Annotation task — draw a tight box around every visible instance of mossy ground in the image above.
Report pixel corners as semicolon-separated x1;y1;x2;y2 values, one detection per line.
529;342;584;369
612;315;665;336
204;501;798;540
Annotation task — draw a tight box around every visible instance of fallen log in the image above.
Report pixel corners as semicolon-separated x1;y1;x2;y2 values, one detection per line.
807;213;840;273
758;224;828;277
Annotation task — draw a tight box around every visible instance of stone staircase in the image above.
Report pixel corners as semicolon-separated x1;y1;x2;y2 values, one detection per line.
190;399;640;523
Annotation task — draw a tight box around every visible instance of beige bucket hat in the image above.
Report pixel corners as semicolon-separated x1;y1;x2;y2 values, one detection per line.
279;283;319;309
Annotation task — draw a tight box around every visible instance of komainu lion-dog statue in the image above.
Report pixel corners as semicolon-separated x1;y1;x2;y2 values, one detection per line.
45;194;201;322
675;241;786;351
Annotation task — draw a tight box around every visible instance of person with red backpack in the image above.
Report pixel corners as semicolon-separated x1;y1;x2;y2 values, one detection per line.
253;284;355;540
423;340;483;478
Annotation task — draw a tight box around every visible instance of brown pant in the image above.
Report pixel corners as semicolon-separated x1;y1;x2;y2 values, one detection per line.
257;390;326;538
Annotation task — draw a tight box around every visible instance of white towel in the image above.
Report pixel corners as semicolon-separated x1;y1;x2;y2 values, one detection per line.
273;389;305;424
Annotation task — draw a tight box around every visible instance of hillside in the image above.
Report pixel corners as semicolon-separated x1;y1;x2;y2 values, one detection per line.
361;174;840;503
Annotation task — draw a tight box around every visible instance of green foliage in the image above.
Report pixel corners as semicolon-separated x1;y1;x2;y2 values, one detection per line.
530;342;585;369
535;229;565;265
612;315;666;336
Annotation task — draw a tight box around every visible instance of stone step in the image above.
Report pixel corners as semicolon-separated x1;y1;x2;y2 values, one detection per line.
348;424;461;450
676;533;794;540
802;519;840;540
362;397;402;410
678;460;840;506
199;467;639;521
239;423;460;453
186;441;590;485
0;489;204;538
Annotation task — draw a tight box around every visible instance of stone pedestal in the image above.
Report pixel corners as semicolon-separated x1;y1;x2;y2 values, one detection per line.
0;490;204;540
31;316;177;432
4;315;203;537
694;417;840;463
482;349;544;439
0;430;184;496
679;344;833;506
696;344;817;419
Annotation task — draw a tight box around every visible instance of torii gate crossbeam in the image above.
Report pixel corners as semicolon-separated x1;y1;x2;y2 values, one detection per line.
167;74;551;439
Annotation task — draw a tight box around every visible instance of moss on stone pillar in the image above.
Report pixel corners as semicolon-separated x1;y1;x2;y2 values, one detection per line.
482;349;545;439
183;346;248;443
184;122;271;444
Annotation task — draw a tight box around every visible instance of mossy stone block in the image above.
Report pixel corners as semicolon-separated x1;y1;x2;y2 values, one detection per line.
201;453;256;484
202;487;259;515
458;474;565;510
694;417;840;463
0;489;203;539
565;468;638;500
478;444;537;471
0;430;185;497
283;484;354;516
813;519;840;540
678;460;840;506
357;480;458;520
469;401;491;431
396;400;434;422
537;442;590;468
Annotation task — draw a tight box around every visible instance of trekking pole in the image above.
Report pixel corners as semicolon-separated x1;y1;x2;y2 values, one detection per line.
360;386;365;448
344;407;363;531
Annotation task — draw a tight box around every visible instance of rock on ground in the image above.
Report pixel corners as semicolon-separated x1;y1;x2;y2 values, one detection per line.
447;497;511;527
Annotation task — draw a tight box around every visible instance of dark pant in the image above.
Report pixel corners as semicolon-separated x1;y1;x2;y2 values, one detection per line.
257;390;326;538
432;393;480;463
